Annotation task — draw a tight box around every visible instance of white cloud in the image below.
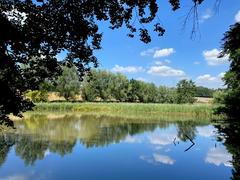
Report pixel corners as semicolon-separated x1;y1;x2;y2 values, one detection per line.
140;47;159;56
111;65;144;73
235;10;240;22
200;9;212;23
205;146;232;167
140;48;175;58
147;65;186;77
196;73;225;88
153;48;175;58
203;49;229;66
136;77;148;82
218;72;225;79
154;61;163;65
196;74;217;82
164;59;171;64
154;59;171;66
194;61;201;65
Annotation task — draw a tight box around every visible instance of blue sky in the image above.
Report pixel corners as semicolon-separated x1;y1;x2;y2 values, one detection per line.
64;1;240;88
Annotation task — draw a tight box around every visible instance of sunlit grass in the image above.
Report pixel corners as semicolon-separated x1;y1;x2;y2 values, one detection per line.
29;102;221;121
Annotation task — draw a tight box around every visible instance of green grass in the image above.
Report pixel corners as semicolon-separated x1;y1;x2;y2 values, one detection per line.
29;102;221;121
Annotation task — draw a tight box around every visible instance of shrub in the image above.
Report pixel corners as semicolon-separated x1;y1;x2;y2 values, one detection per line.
25;90;48;103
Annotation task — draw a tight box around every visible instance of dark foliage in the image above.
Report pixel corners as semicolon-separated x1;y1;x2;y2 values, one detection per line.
195;86;214;98
215;121;240;180
217;23;240;119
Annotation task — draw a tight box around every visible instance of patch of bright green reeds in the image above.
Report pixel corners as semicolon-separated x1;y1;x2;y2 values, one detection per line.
32;102;219;120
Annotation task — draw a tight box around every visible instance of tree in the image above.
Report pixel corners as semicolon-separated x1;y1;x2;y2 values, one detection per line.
56;66;81;101
157;86;177;103
111;73;130;102
127;79;142;102
176;80;196;104
0;0;208;124
195;86;214;98
216;23;240;119
81;72;98;102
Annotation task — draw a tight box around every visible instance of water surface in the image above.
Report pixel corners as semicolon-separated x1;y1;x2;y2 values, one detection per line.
0;114;233;180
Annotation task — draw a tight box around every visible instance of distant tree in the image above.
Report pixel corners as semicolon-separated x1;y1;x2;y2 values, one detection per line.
135;81;149;103
157;86;177;103
144;83;158;103
56;66;81;101
176;80;196;104
81;78;98;102
127;79;142;102
111;74;130;102
128;79;157;103
81;70;117;102
81;74;98;102
81;71;182;104
195;86;214;98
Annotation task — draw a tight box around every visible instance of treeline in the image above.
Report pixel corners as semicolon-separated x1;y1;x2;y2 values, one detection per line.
81;70;178;103
25;67;215;104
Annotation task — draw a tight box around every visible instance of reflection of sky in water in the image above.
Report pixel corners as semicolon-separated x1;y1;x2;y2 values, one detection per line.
205;146;232;167
0;175;28;180
140;153;175;165
197;126;216;138
148;129;178;145
0;120;233;180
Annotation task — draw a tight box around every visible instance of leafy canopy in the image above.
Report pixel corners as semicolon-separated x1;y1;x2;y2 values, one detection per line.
216;23;240;119
56;66;81;101
176;79;196;104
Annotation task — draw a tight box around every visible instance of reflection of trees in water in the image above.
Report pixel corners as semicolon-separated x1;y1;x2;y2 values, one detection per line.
3;134;77;166
81;123;159;148
215;121;240;180
15;135;49;165
0;113;208;166
0;134;15;166
176;121;197;142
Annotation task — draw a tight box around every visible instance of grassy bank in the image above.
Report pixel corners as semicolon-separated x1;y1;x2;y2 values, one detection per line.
24;102;221;121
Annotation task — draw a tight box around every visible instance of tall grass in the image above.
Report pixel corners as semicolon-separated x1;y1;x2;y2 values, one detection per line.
32;102;220;120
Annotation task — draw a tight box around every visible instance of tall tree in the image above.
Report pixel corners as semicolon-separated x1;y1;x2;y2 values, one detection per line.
176;79;196;104
56;66;81;101
216;23;240;119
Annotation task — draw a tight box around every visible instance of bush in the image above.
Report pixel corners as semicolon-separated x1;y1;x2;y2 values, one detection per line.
25;90;48;103
213;90;227;104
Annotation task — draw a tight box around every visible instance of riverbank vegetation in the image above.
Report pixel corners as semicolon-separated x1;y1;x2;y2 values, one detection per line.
19;102;219;121
25;69;216;104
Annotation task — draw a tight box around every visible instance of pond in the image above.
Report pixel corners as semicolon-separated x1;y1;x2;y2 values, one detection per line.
0;114;235;180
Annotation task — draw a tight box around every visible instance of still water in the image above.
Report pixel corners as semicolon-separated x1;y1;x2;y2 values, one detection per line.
0;114;234;180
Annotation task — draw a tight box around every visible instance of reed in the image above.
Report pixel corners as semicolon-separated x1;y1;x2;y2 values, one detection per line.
32;102;220;120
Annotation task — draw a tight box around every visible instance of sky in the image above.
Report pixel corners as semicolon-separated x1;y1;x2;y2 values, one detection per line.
70;1;240;88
